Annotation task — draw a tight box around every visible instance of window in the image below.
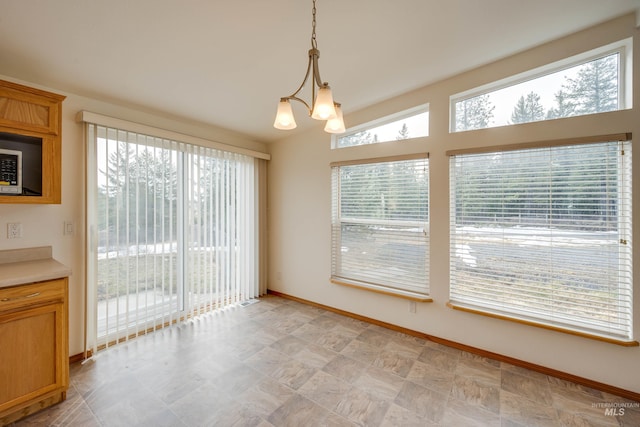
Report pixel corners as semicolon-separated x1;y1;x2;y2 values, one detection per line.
448;135;633;343
334;105;429;149
451;39;631;132
331;154;430;298
86;121;262;348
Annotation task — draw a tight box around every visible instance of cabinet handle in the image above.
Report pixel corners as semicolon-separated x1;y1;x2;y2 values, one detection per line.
0;292;41;302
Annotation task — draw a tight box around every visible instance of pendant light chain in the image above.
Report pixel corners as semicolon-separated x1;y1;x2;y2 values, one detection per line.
311;0;318;49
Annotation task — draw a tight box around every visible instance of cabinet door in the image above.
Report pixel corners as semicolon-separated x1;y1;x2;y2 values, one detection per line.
0;84;62;136
0;302;66;412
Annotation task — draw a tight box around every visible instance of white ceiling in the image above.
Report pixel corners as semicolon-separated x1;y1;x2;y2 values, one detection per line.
0;0;638;143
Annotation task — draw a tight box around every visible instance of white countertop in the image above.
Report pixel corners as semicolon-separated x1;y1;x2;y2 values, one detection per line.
0;246;72;289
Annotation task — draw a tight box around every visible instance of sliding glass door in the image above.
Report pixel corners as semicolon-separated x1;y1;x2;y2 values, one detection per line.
86;123;261;350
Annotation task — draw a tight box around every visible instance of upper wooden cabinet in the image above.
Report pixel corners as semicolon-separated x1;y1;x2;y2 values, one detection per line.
0;80;65;204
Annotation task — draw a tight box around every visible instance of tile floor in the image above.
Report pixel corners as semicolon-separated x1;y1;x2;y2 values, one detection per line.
11;295;640;426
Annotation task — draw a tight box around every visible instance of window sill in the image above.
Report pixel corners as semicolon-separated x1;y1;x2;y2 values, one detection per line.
331;277;432;302
447;301;639;347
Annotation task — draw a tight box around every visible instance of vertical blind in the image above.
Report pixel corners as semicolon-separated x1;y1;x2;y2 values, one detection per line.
449;139;633;342
86;123;261;350
331;155;430;295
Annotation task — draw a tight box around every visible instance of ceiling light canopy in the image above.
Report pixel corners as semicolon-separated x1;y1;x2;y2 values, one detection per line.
273;0;345;134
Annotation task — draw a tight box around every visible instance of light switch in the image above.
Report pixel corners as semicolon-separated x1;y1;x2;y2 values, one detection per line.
64;221;74;236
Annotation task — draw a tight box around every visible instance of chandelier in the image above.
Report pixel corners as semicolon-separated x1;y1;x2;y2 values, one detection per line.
273;0;345;134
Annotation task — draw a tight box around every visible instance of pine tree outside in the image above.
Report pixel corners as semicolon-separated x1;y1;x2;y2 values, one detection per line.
452;43;627;131
336;106;428;148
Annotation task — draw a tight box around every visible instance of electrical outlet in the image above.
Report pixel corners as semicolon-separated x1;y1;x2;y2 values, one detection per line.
409;301;417;314
7;222;22;239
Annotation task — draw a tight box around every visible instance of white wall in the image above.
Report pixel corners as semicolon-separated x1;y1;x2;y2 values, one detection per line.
0;75;267;356
267;13;640;393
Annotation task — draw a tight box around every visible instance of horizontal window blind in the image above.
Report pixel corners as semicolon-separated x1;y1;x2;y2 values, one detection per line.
86;123;260;350
449;140;633;342
332;155;429;295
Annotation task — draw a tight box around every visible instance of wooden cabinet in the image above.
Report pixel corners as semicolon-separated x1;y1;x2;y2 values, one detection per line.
0;277;69;426
0;79;65;204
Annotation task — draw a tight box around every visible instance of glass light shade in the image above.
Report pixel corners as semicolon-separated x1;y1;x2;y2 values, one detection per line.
311;86;337;120
273;99;297;130
324;104;346;133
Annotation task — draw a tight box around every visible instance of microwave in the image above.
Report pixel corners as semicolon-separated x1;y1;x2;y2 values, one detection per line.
0;148;22;194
